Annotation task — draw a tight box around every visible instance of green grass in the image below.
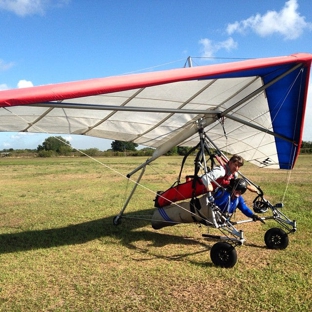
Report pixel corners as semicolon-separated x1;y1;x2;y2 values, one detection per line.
0;155;311;311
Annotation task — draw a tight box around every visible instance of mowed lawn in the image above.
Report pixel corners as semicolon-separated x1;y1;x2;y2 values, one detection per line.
0;155;311;311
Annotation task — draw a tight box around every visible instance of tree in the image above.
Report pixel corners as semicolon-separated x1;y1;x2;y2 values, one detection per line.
165;146;178;156
37;136;72;156
177;146;193;156
301;141;312;153
111;140;138;152
82;148;101;157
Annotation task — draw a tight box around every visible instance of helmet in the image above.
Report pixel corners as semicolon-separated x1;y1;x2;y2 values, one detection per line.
229;178;247;195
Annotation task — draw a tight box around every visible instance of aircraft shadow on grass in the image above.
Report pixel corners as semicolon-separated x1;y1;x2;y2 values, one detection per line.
0;207;266;269
0;207;216;264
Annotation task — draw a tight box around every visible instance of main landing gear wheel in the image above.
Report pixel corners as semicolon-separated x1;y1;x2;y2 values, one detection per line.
264;228;289;249
210;242;237;268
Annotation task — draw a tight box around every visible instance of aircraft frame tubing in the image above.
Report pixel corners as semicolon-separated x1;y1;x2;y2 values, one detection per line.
269;207;297;233
219;221;245;244
115;165;146;221
233;207;296;234
202;233;245;246
204;209;245;245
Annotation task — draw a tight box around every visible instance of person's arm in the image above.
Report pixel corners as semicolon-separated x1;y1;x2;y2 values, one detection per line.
247;184;258;193
237;196;263;222
237;196;255;218
201;166;225;192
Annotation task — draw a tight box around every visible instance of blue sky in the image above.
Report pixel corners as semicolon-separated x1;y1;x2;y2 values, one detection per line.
0;0;312;150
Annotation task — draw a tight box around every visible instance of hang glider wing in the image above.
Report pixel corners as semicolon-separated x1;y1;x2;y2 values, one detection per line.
0;53;311;169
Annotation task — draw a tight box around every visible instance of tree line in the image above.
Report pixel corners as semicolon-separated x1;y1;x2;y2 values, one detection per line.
1;136;312;157
300;141;312;153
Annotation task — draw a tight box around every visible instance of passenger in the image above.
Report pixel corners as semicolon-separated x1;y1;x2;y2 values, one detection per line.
201;154;258;198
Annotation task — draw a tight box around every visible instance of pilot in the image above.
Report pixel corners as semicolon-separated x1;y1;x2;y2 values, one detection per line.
213;178;262;221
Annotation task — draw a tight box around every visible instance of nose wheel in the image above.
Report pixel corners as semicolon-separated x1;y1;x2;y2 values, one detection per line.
264;228;289;249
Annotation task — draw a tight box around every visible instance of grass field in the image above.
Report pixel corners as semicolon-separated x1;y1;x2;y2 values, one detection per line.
0;155;311;311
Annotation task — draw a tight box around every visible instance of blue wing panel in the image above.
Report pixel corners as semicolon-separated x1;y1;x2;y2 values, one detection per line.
264;66;307;169
199;63;308;169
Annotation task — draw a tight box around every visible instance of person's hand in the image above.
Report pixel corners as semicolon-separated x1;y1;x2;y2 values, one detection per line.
252;214;265;223
207;192;214;203
208;195;214;203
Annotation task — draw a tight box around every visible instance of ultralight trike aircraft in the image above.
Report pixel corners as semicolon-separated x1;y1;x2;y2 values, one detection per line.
0;53;311;267
113;125;297;268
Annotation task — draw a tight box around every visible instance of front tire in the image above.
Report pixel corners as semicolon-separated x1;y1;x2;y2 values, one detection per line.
210;242;237;268
264;228;289;249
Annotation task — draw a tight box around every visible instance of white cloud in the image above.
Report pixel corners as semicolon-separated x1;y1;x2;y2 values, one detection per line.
17;79;33;88
10;134;22;140
63;135;73;143
0;0;46;16
0;83;9;90
0;0;70;17
0;59;15;71
0;79;33;90
226;0;312;40
199;37;237;57
3;142;11;148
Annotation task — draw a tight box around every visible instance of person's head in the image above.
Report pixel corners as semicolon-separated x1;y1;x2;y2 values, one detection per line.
228;154;244;174
228;178;247;198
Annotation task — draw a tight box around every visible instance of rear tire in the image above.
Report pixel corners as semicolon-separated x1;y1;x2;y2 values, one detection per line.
264;228;289;249
210;242;237;268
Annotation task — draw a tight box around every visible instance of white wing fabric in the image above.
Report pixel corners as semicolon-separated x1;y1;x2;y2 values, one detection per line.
0;53;311;169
